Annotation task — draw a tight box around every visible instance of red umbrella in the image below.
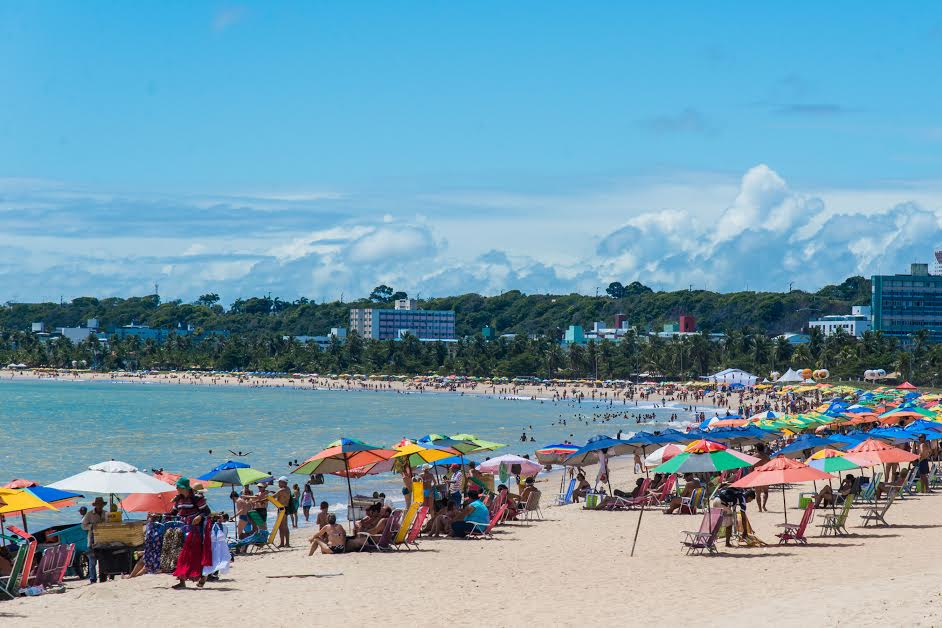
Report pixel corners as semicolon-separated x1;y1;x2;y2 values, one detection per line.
896;381;917;390
732;456;832;523
846;438;919;465
2;479;38;489
120;491;177;513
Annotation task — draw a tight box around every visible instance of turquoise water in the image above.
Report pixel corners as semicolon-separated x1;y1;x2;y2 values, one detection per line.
0;379;693;529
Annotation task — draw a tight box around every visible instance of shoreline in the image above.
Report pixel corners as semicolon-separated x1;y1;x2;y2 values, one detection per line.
0;369;730;415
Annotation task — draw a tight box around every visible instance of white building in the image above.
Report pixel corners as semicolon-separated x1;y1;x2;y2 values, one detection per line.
809;305;872;338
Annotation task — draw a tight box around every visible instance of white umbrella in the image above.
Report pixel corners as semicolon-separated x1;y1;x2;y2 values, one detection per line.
477;455;542;476
643;444;685;467
48;460;174;495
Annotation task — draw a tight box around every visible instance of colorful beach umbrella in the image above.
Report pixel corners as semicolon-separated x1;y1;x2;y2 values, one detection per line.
197;461;273;486
805;448;873;473
291;438;397;531
392;442;458;467
652;440;760;474
643;444;685;467
731;456;833;523
535;444;579;466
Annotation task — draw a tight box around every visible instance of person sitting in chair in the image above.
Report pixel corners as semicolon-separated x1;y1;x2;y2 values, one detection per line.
664;474;700;514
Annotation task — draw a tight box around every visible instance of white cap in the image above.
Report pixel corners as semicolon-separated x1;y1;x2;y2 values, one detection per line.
278;476;288;483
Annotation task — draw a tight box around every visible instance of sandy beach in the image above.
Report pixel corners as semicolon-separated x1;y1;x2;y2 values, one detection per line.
7;454;942;627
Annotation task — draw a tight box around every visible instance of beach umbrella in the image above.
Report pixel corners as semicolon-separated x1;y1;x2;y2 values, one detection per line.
449;434;507;453
652;440;760;474
2;479;38;489
643;444;685;467
291;438;397;532
535;444;579;466
731;456;832;523
49;461;176;501
0;488;63;535
120;491;177;514
392;443;458;467
154;470;223;489
477;454;543;477
564;438;636;466
197;461;273;487
805;448;873;473
774;434;840;459
846;438;919;465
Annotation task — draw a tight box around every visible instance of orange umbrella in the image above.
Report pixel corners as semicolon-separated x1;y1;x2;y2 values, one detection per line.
732;456;832;523
846;438;918;465
120;491;177;514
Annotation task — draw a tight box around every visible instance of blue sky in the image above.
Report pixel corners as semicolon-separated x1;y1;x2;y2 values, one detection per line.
2;2;942;303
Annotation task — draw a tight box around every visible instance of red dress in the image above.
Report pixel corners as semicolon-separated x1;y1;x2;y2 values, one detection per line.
171;492;213;581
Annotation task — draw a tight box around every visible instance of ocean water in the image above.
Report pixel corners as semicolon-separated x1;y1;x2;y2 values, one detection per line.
0;379;697;529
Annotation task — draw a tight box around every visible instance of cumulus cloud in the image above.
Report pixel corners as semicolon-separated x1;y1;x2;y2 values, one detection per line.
593;164;942;292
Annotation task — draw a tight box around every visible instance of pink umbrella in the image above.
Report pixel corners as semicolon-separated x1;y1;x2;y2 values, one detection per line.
120;491;177;514
732;456;832;523
477;455;543;477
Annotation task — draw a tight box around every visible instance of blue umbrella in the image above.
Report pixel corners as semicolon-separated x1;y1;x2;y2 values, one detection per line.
564;438;635;466
773;434;836;459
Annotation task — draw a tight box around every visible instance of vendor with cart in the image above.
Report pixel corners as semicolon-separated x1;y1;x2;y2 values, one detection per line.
80;496;108;584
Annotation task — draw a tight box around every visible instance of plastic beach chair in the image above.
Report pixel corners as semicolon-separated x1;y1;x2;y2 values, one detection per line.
468;504;507;540
861;488;898;527
520;490;543;521
358;509;402;552
776;501;814;544
681;509;723;555
393;503;420;545
229;511;271;554
818;494;854;537
678;488;705;515
6;526;37;590
556;478;576;506
0;543;29;600
397;505;429;551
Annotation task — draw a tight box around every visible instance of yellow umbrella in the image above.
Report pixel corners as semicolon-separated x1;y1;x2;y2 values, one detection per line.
392;443;458;466
0;488;58;515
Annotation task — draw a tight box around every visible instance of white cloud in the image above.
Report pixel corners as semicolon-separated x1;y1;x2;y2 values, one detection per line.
3;167;942;303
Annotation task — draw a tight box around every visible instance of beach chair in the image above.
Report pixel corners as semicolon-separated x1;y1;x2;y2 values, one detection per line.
397;505;429;551
468;504;507;540
555;478;576;505
776;501;814;544
929;464;942;488
229;511;271;554
5;526;37;590
819;494;855;537
27;544;74;588
678;488;705;515
0;544;29;600
358;509;402;552
857;472;881;504
861;488;898;527
393;503;420;546
519;490;543;521
256;496;288;552
680;509;723;555
900;466;920;497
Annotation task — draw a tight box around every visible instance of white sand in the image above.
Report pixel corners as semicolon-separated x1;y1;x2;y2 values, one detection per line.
8;457;942;627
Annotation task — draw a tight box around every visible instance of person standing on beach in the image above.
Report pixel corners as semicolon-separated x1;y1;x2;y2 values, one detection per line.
170;477;212;589
289;483;301;528
80;497;108;584
300;483;315;522
274;477;292;547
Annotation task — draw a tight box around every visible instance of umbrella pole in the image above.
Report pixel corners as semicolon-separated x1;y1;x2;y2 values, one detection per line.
232;484;237;517
629;500;646;557
20;511;27;533
782;484;787;525
343;457;356;534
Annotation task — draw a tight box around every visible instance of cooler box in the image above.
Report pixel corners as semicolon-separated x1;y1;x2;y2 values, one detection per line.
798;492;816;509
